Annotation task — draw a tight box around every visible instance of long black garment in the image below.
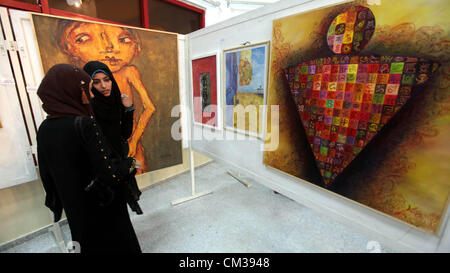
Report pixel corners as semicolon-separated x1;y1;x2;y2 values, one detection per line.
83;61;142;214
83;61;132;155
37;116;141;253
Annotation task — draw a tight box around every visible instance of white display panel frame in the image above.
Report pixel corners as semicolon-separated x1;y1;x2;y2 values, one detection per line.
177;35;189;149
0;7;37;189
9;9;46;131
187;0;450;252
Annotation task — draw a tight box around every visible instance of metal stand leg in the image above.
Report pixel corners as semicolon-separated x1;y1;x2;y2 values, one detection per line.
227;170;252;188
171;148;213;206
48;222;68;253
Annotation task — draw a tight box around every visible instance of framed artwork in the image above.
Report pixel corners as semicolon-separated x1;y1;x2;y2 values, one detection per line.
224;42;270;139
31;13;183;175
191;52;219;128
264;0;449;234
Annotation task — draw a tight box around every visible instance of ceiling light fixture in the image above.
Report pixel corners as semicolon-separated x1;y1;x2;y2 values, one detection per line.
66;0;83;8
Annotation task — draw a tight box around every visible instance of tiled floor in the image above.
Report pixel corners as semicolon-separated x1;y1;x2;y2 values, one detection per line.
1;161;394;253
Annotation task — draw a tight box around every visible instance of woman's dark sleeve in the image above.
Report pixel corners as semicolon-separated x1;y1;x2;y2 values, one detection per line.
37;145;63;222
121;108;134;140
76;116;133;184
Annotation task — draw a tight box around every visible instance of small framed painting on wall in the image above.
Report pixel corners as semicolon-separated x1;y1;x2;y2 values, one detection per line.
223;42;270;139
191;52;220;129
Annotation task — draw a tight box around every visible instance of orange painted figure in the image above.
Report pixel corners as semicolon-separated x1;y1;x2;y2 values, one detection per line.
57;22;155;174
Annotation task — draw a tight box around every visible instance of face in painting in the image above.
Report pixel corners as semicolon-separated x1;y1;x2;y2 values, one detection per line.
92;72;112;97
64;23;139;72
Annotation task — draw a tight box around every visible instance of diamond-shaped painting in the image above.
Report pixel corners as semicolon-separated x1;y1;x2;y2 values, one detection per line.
284;55;438;187
283;5;439;187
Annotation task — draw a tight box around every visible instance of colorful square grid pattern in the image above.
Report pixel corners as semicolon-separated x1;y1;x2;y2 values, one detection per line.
326;5;375;54
284;55;437;187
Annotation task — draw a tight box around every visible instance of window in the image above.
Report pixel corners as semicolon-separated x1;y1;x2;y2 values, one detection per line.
48;0;142;27
0;0;41;12
0;0;204;31
148;0;203;34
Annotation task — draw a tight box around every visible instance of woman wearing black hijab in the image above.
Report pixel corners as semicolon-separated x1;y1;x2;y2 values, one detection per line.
83;61;143;215
37;63;142;253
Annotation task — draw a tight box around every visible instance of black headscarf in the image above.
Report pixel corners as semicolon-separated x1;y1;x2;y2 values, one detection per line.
83;61;125;156
37;64;93;119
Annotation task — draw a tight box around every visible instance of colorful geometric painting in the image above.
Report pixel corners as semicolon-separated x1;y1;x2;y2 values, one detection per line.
264;0;450;234
32;14;183;174
224;42;269;138
285;53;438;187
192;54;218;127
326;5;375;55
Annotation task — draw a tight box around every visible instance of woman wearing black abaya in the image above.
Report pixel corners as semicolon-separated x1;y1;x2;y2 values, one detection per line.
37;64;142;253
83;61;142;215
